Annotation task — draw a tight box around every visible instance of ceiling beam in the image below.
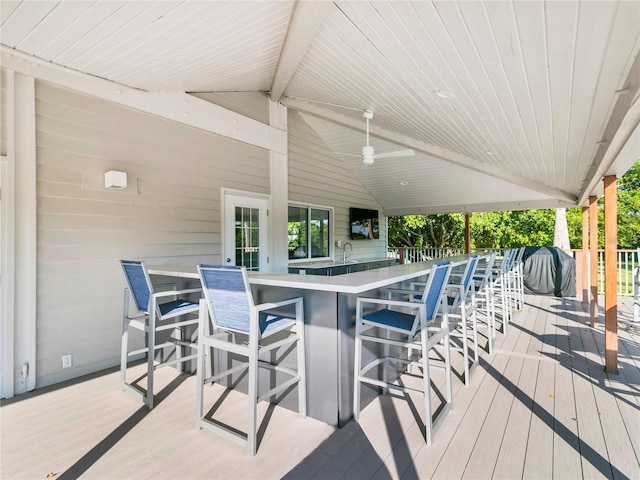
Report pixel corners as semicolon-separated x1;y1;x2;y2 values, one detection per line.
384;198;578;216
1;46;288;155
577;90;640;205
283;97;578;203
269;1;332;102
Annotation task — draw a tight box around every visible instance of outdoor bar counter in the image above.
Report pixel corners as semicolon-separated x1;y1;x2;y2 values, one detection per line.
149;255;468;427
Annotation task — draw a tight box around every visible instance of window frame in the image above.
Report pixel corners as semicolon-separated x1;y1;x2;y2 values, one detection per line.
287;202;334;263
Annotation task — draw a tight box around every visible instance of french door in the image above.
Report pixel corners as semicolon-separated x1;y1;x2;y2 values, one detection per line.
223;193;269;271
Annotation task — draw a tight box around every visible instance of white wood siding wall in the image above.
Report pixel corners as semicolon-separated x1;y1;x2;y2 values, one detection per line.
288;110;387;260
35;82;270;387
11;82;385;389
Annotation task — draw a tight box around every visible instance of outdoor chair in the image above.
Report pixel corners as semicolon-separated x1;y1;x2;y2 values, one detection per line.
196;265;306;456
407;257;479;385
120;260;201;410
473;252;497;354
492;249;516;333
442;257;479;385
512;246;526;310
354;261;453;445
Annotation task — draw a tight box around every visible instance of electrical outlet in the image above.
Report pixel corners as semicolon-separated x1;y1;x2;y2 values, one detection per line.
14;367;26;394
62;354;73;369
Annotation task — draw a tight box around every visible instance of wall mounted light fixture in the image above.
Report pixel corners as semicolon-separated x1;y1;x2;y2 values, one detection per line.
104;170;127;189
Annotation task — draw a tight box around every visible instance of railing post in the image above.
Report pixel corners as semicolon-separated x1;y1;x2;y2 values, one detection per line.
399;247;405;265
581;206;589;304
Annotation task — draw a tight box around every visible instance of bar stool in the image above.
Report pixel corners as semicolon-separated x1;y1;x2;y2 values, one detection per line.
445;256;479;385
354;261;453;444
195;264;306;456
120;260;201;409
473;252;497;354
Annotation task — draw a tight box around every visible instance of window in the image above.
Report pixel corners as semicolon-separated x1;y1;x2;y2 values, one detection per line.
288;205;331;261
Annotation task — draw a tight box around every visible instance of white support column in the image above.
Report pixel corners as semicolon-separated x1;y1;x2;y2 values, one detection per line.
1;71;37;396
0;153;14;398
269;100;289;273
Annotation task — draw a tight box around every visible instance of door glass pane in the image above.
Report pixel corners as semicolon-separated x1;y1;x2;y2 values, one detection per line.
250;207;259;226
310;209;330;258
235;206;260;271
288;206;308;259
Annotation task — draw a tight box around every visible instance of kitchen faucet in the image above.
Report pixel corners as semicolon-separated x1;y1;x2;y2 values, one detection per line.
343;242;353;263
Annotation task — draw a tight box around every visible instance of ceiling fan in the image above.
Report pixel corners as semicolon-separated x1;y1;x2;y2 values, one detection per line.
357;110;415;165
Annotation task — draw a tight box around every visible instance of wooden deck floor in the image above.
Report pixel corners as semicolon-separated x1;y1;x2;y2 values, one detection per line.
2;295;638;479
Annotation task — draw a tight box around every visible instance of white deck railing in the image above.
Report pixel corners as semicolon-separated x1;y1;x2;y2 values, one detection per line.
568;249;639;296
386;246;464;264
387;247;640;296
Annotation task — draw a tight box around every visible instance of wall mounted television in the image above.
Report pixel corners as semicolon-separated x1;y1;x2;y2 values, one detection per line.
350;207;380;239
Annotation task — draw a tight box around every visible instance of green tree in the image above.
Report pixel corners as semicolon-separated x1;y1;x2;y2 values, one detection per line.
470;211;507;248
388;214;464;248
565;207;584;248
424;214;465;248
388;215;428;247
565;159;639;249
617;160;640;248
468;210;555;248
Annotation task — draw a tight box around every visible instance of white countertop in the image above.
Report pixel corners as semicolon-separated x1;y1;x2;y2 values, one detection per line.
249;261;437;294
148;255;469;295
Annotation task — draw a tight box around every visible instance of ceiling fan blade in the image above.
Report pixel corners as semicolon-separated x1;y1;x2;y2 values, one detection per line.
373;149;415;160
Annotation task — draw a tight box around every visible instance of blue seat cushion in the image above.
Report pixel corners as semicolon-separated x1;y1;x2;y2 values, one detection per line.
259;313;296;335
159;299;199;317
363;308;416;332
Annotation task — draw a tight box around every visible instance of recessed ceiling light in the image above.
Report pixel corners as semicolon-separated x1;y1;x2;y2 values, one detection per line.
434;90;455;99
400;180;409;186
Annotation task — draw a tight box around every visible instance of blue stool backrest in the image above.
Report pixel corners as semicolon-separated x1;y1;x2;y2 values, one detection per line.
505;249;516;270
198;265;252;333
485;252;497;274
424;261;452;322
120;260;152;312
462;256;478;292
474;252;496;284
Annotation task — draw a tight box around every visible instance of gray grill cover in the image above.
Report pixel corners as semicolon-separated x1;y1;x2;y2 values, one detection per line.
522;246;576;297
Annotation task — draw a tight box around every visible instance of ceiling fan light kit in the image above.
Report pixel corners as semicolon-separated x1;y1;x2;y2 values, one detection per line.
362;145;375;164
359;110;415;165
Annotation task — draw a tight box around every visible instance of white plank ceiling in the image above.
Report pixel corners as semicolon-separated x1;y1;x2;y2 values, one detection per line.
2;0;639;214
